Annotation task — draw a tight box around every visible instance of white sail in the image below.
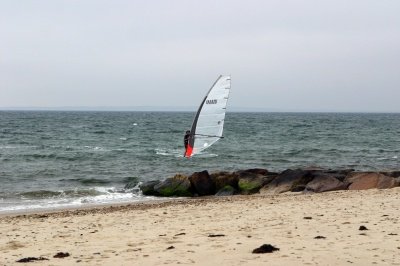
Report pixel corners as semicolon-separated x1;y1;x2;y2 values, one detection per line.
185;75;231;157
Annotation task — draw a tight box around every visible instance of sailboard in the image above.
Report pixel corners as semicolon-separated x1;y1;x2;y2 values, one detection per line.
184;75;231;158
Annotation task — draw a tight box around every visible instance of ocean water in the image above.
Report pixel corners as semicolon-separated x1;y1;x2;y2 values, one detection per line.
1;111;399;213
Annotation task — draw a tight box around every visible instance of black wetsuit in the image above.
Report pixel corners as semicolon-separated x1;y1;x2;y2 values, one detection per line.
184;132;190;149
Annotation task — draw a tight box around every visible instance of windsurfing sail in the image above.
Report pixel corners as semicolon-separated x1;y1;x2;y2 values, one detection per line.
184;75;231;158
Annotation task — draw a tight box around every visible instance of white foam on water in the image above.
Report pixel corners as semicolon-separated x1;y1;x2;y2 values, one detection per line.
192;150;219;158
155;148;182;157
377;155;398;161
70;124;87;129
83;145;107;151
113;148;127;152
196;153;218;158
0;145;38;150
377;157;388;161
155;148;219;158
0;146;17;149
155;148;169;156
0;186;156;214
119;137;127;141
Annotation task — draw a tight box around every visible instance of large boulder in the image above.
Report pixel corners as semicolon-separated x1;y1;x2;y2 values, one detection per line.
345;172;396;190
210;171;239;191
154;174;192;197
237;170;275;195
238;176;264;195
305;174;347;193
260;169;312;194
189;170;215;196
139;180;161;196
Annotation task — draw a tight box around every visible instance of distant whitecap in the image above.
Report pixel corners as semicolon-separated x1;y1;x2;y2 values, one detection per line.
155;148;171;156
84;146;105;151
197;153;218;158
0;146;17;149
155;148;182;157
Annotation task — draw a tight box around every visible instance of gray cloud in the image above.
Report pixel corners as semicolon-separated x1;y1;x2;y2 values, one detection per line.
1;0;399;112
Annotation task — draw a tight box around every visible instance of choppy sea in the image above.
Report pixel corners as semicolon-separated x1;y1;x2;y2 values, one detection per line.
1;111;399;213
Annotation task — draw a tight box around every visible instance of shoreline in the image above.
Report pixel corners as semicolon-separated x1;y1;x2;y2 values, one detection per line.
2;167;399;218
0;197;168;218
0;195;252;219
1;188;400;265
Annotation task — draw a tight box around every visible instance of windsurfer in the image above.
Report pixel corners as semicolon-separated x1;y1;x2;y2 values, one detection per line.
183;75;230;158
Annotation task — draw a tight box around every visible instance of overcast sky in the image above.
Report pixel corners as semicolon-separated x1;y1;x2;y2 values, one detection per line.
1;0;399;112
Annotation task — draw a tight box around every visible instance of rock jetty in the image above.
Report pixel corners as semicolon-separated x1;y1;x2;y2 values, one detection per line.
139;168;400;197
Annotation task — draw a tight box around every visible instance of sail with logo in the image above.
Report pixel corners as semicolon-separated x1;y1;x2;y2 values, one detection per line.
184;75;231;158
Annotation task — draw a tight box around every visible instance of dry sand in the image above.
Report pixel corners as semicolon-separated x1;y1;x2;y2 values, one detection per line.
1;188;400;266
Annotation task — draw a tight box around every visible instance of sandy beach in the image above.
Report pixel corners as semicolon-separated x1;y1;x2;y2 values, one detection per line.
1;188;400;266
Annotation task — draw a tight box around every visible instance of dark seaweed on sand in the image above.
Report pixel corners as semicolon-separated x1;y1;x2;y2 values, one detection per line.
252;244;280;254
16;257;49;263
54;252;70;258
208;234;225;237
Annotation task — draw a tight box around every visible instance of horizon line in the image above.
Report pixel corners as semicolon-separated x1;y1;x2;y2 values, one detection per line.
0;106;399;114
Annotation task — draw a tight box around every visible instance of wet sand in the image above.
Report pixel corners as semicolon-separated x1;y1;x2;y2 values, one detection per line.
1;188;400;265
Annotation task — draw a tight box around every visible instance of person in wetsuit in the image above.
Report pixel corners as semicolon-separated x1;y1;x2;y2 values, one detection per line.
184;130;191;150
